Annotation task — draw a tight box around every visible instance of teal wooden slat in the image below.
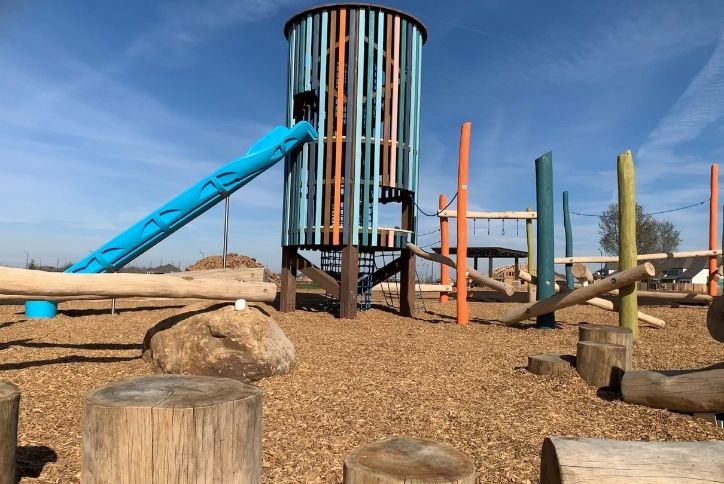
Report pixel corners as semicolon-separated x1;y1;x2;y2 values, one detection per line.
411;30;423;239
361;10;375;246
371;11;384;244
282;26;296;245
299;14;312;243
396;19;407;189
352;10;366;246
408;26;418;199
314;10;328;245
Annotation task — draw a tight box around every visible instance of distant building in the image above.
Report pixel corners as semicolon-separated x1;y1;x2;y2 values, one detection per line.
595;256;720;291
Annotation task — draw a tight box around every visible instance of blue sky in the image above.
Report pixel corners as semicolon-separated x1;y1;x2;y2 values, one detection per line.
1;0;724;272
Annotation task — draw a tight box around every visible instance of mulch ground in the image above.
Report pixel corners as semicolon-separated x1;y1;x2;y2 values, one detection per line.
1;294;723;483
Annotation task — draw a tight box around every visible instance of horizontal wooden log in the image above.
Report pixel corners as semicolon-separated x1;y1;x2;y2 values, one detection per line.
607;290;713;305
621;364;724;413
519;271;665;327
406;243;514;296
0;266;276;302
165;267;268;282
541;436;724;483
528;353;574;376
555;249;721;264
437;210;537;220
503;263;656;325
372;283;454;293
706;296;724;343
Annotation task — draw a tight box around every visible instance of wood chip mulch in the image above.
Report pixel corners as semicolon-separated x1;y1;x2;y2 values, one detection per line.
0;295;722;483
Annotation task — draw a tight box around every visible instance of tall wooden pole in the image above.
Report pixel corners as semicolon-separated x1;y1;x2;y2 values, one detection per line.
439;194;450;303
456;122;471;325
526;207;535;303
709;163;719;297
563;191;574;290
617;150;639;339
535;152;555;329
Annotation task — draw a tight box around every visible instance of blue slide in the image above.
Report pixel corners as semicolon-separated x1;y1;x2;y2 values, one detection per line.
26;122;317;318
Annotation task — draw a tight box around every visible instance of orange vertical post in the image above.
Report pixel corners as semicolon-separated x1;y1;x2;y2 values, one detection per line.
439;194;450;303
709;163;719;296
456;122;471;325
332;8;347;246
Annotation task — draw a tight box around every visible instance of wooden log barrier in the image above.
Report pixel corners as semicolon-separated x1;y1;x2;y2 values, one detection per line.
406;243;514;296
571;263;593;285
0;382;19;484
541;436;724;483
621;364;724;413
0;266;276;302
579;324;633;371
518;271;665;328
706;296;724;343
82;375;262;484
528;353;574;376
343;436;476;484
576;341;627;389
502;263;655;325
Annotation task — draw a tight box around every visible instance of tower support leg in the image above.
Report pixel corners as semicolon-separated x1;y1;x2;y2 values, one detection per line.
400;249;416;317
280;246;297;313
340;245;359;319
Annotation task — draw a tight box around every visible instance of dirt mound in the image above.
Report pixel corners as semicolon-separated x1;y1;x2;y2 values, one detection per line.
187;253;280;285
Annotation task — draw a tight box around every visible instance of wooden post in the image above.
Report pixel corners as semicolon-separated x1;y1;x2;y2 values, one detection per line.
0;382;19;484
279;246;297;313
399;249;415;317
340;246;359;319
536;152;555;329
563;191;574;290
617;150;639;339
456;122;471;325
541;437;724;484
343;436;475;484
709;163;719;297
82;375;262;484
526;207;536;303
579;324;633;371
576;341;627;389
439;194;449;303
488;258;493;277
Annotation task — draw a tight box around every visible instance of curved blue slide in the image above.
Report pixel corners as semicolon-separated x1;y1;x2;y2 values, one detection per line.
26;122;317;318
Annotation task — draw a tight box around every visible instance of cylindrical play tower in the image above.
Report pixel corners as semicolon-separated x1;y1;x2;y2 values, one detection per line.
280;3;426;318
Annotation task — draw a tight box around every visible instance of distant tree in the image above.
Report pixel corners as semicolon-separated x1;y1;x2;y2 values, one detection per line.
599;203;681;255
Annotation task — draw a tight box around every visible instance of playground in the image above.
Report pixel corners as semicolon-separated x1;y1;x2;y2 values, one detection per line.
0;295;721;483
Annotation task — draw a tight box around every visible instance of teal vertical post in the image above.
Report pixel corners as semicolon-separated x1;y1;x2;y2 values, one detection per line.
563;190;574;289
536;152;556;329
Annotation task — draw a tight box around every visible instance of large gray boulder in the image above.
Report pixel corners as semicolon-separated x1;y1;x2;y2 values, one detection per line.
142;303;295;383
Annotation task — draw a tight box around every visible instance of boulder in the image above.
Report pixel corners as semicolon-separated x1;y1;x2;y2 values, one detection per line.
142;303;295;383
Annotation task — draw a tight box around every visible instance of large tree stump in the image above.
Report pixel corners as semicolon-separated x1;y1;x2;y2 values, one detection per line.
0;382;19;484
621;364;724;413
82;375;262;484
578;324;633;371
343;436;476;484
528;353;574;376
541;436;724;483
706;296;724;343
576;342;627;389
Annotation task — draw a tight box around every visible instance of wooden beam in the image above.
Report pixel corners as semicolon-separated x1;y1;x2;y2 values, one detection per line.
294;254;340;298
536;152;556;329
279;246;297;312
371;257;402;288
438;210;537;219
526;206;536;304
439;194;450;303
339;246;358;319
618;149;639;338
399;249;415;317
501;263;655;325
554;249;722;264
456;122;471;325
709;163;719;296
407;243;514;296
0;266;277;302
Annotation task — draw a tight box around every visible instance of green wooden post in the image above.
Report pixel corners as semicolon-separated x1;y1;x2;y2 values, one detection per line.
536;152;556;329
617;150;639;339
563;191;574;289
526;207;536;303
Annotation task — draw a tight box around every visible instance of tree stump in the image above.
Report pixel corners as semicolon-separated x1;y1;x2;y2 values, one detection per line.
343;436;476;484
706;296;724;343
0;381;19;484
527;353;574;376
541;436;724;483
82;375;262;484
621;365;724;413
576;342;626;389
578;324;633;371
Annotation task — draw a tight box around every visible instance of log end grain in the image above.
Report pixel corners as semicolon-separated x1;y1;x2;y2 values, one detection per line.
343;436;476;484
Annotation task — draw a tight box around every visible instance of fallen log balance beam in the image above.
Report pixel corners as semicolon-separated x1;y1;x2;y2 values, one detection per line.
607;289;713;305
621;364;724;413
554;249;721;265
541;436;724;484
502;263;655;325
406;243;514;296
0;266;277;302
164;267;269;282
518;271;665;328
